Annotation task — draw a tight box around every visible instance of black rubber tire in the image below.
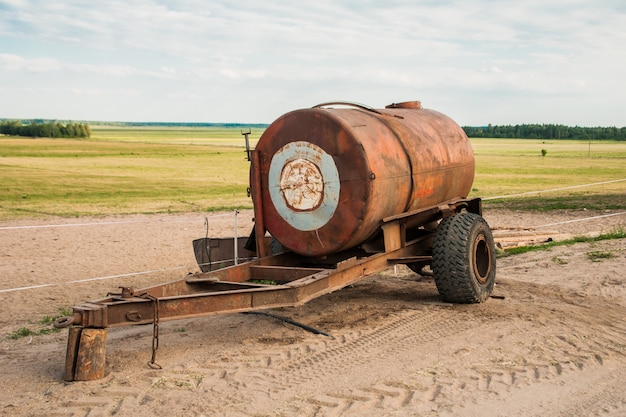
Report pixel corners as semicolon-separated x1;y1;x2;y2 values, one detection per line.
432;212;496;303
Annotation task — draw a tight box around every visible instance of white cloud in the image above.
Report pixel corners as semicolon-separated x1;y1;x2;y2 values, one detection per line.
70;87;139;97
0;53;62;72
0;0;625;125
0;53;181;80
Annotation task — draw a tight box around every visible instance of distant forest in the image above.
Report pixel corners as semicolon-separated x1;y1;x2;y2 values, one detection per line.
0;120;91;138
2;119;626;141
462;124;626;140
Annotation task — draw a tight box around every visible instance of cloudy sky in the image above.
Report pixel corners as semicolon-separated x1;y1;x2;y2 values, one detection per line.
1;0;625;126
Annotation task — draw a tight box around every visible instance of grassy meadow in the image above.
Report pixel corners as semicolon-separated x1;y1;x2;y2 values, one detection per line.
0;127;257;218
470;139;626;210
90;125;265;147
0;127;625;220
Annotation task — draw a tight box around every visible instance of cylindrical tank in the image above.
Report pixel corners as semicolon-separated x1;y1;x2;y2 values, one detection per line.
253;101;475;257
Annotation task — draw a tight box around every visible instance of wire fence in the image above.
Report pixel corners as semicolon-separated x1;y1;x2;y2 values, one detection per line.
1;180;624;294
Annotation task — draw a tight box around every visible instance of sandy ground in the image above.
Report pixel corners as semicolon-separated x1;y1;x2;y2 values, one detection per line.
0;208;625;416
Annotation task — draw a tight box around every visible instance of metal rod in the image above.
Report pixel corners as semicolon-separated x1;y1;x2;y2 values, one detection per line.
233;209;239;265
242;128;252;161
250;150;268;258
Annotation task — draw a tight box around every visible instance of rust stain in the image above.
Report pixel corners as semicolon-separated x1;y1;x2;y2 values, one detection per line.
279;158;324;212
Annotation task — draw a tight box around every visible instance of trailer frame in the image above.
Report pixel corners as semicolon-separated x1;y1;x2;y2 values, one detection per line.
57;193;480;381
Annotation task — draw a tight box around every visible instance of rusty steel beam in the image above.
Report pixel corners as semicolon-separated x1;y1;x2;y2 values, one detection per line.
63;242;421;330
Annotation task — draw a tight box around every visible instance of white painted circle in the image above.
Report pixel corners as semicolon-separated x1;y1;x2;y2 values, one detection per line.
268;141;340;231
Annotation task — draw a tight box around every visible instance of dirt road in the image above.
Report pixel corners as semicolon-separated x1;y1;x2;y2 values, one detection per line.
0;209;624;416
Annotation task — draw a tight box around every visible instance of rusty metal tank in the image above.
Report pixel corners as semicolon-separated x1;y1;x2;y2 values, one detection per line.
253;101;475;257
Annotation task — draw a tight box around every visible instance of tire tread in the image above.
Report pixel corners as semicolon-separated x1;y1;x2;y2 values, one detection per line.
432;212;495;303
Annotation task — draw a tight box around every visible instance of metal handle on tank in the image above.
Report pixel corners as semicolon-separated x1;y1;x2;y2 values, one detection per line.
312;101;382;114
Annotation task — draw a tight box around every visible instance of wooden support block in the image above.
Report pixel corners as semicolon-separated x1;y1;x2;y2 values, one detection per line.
381;222;403;252
64;327;107;382
63;327;81;382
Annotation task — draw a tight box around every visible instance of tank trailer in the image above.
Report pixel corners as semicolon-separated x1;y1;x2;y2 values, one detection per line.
56;101;496;381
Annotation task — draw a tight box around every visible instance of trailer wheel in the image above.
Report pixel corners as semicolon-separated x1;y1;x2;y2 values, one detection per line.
432;212;496;303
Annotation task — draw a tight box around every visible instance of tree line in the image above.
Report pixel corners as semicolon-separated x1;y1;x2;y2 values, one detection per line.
0;120;91;138
462;124;626;140
2;119;625;141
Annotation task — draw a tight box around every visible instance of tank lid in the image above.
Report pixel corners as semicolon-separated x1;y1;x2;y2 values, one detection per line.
385;101;422;109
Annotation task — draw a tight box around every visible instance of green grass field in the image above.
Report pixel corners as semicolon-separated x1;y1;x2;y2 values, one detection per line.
0;129;624;220
91;125;264;147
0;132;254;218
470;139;626;210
